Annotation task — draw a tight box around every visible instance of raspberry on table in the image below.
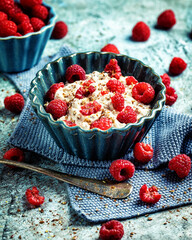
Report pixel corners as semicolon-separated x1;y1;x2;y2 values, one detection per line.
99;220;124;240
0;11;8;22
165;86;178;106
32;4;49;21
46;99;68;120
133;142;153;163
132;82;155;104
4;93;24;114
106;79;125;94
117;106;137;124
157;9;176;29
139;184;161;204
104;59;122;79
13;13;30;25
30;17;45;32
111;92;125;111
90;117;112;130
65;64;86;83
0;20;17;37
25;186;44;206
44;82;64;102
160;73;171;87
80;101;101;116
51;21;68;39
3;147;24;168
20;0;42;9
126;76;138;86
109;159;135;182
168;154;191;178
101;43;120;54
64;120;76;127
169;57;187;76
132;21;150;42
17;21;34;35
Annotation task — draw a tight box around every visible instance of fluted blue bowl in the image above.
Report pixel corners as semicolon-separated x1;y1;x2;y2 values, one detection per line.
29;52;166;161
0;1;57;73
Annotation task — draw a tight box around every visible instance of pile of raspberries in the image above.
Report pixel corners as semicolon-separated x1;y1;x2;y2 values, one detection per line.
0;0;50;37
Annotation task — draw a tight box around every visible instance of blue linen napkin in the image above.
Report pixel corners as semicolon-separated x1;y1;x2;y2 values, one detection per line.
6;45;192;222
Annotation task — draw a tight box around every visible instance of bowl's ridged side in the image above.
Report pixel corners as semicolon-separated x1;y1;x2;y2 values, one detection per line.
29;52;165;160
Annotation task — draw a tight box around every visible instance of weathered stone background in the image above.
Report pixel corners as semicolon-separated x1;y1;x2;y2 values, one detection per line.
0;0;192;239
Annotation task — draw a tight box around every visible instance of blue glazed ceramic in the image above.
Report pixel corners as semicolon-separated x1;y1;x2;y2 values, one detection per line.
0;1;57;73
29;52;166;161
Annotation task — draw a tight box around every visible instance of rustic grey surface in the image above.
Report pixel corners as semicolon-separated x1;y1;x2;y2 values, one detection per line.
0;0;192;239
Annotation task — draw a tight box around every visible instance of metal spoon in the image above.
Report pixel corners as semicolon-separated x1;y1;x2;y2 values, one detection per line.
0;158;132;199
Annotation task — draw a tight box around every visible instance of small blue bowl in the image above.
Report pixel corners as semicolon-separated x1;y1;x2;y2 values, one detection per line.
29;52;166;161
0;1;57;73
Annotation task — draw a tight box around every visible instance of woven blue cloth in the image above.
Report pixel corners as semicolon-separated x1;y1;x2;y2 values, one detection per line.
7;45;192;222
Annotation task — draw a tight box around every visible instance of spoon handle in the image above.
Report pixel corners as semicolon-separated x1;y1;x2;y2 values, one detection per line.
0;159;132;199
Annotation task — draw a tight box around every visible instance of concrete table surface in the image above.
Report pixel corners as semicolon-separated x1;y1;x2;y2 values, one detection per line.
0;0;192;239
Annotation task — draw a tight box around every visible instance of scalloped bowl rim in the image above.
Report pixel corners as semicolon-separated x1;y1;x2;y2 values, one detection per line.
0;2;57;40
29;51;166;134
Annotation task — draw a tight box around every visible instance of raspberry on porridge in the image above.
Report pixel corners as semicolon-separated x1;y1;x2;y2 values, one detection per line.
44;60;154;130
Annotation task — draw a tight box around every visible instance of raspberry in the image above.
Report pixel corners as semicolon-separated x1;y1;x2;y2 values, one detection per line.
44;82;64;102
111;92;124;111
46;99;68;120
0;20;17;37
126;76;138;86
64;120;76;127
32;4;49;21
75;80;96;99
101;43;120;54
3;147;24;168
51;21;68;39
132;82;155;104
168;154;191;178
169;57;187;76
17;21;34;35
160;73;171;87
157;10;176;29
99;220;124;240
30;17;45;32
4;93;24;114
0;0;14;15
13;13;30;25
133;142;153;163
20;0;42;9
75;87;88;99
117;106;137;124
14;32;22;36
106;79;125;94
90;117;112;130
165;86;178;106
25;186;44;206
14;2;23;14
104;59;122;79
139;184;161;204
80;101;101;116
65;64;86;83
0;11;8;22
101;90;109;96
132;21;150;42
109;159;135;182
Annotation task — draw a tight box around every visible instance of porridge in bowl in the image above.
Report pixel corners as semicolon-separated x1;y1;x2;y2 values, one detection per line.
44;59;155;131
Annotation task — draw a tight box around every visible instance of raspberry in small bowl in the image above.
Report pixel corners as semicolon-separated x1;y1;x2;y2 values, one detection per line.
0;0;57;72
29;52;165;161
